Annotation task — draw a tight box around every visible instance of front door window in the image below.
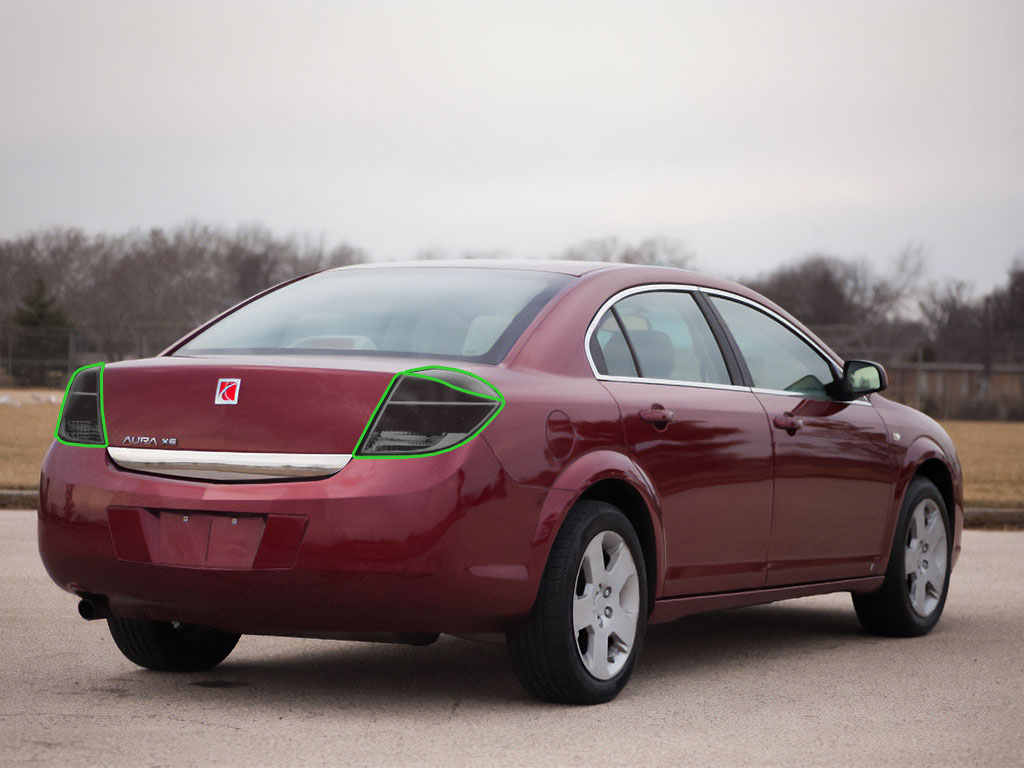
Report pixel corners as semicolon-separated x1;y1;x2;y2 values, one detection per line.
709;297;835;396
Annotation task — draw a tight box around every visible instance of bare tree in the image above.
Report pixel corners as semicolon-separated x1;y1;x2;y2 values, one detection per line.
987;260;1024;364
744;246;929;362
920;261;1024;366
0;223;368;365
918;281;983;363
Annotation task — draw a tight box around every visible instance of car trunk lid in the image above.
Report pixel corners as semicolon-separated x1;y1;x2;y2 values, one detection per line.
102;356;403;457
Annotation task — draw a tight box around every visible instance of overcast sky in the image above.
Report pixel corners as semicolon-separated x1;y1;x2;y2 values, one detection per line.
1;0;1022;289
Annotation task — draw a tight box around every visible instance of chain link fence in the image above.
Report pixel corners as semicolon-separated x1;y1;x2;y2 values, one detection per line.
0;323;194;387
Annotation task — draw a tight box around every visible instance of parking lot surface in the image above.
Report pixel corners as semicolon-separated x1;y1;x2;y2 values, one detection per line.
2;510;1022;767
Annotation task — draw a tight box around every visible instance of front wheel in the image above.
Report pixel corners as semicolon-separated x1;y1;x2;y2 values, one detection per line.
107;617;240;672
506;500;647;704
852;477;952;637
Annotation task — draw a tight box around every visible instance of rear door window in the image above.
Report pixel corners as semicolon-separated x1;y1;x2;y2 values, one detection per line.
590;310;638;377
591;291;731;385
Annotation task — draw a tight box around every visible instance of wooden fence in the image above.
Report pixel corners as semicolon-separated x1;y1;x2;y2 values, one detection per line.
885;363;1024;420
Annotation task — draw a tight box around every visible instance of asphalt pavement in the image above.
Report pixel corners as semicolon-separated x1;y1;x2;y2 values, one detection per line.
2;510;1022;767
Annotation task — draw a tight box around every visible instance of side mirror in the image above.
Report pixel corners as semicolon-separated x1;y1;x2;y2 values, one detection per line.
827;360;888;401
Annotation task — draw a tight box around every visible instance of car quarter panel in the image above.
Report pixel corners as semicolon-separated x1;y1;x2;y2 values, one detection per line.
533;448;666;597
478;370;626;488
476;368;671;593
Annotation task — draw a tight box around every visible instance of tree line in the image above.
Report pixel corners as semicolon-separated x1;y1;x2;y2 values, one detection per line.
0;224;364;383
1;225;1021;388
743;247;1024;368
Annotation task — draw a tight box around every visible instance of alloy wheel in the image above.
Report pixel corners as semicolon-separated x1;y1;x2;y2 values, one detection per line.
905;498;948;617
573;530;641;680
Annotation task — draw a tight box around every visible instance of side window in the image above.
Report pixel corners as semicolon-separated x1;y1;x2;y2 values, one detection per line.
710;297;836;396
590;311;638;377
596;291;731;384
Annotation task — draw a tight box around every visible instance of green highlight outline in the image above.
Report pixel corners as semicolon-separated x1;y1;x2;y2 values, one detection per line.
353;365;504;459
54;362;109;448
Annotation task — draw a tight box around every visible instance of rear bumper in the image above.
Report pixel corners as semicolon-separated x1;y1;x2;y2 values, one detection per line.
38;440;550;635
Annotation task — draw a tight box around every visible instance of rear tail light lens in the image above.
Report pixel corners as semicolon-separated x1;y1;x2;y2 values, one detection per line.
355;367;503;457
56;363;108;446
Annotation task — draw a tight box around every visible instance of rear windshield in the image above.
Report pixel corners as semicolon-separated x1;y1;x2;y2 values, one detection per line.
173;267;572;364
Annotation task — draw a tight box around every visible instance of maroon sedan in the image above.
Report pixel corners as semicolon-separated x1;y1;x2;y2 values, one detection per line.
39;261;961;704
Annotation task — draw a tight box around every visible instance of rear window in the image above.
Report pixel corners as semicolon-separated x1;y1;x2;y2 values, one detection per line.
173;267;572;364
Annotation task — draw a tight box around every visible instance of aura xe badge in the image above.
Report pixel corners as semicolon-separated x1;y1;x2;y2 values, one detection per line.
122;436;178;447
215;378;241;405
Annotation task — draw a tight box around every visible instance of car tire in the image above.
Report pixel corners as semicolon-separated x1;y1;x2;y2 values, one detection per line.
506;500;647;705
107;617;241;672
852;477;952;637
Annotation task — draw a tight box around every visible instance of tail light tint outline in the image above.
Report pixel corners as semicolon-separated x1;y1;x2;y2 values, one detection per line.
55;362;109;448
353;366;504;459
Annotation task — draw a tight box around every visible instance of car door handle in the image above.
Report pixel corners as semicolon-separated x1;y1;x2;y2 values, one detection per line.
772;414;804;435
640;406;676;426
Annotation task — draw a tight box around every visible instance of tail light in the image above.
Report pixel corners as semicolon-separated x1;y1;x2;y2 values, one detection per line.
56;363;108;447
355;367;503;457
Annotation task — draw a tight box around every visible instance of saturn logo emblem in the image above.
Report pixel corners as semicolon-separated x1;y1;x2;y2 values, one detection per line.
215;378;241;405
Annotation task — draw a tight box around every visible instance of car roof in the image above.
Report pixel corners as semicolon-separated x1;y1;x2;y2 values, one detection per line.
328;259;772;300
332;259;674;277
334;258;768;294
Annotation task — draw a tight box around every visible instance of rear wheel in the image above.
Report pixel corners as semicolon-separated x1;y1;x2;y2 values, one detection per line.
852;477;951;637
507;500;647;704
107;617;240;672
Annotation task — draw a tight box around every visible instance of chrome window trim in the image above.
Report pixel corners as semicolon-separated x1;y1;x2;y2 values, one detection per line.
750;387;872;406
107;447;352;482
584;283;872;406
595;373;752;393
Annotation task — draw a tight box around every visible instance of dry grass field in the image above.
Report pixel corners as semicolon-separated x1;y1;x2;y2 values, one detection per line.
941;420;1024;508
1;390;1022;507
0;390;61;489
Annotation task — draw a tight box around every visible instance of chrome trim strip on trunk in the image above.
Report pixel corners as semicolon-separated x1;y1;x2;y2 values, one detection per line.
106;447;352;482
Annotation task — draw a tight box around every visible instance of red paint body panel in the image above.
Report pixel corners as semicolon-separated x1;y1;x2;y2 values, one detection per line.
757;393;897;585
870;395;964;566
599;380;774;596
38;262;964;640
39;438;551;633
104;357;396;454
110;508;269;570
156;510;212;566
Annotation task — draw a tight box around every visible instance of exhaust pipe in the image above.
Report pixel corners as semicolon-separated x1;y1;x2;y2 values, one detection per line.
77;595;110;621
